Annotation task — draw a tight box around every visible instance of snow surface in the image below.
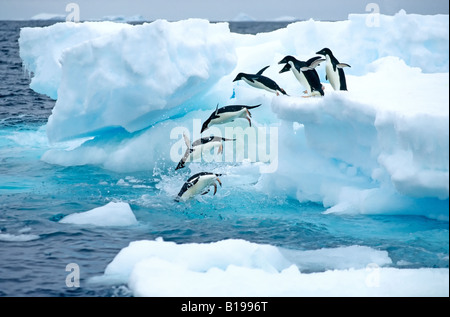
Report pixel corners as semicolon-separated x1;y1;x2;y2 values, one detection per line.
59;202;138;226
92;237;448;297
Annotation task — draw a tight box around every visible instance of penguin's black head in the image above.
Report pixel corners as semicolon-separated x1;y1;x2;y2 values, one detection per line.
175;161;185;170
316;48;332;56
201;119;210;133
279;63;292;74
278;55;297;65
233;73;245;82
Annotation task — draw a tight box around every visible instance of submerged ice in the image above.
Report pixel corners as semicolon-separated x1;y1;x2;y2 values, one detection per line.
19;11;449;220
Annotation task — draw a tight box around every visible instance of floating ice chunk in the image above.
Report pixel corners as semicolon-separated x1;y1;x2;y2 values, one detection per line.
96;237;448;297
59;202;138;226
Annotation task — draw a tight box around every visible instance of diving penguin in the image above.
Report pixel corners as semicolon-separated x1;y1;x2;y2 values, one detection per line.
175;172;222;202
201;104;261;133
316;48;351;91
175;134;235;170
279;55;325;97
233;66;288;96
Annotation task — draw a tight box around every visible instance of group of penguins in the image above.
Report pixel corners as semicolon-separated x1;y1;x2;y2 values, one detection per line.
175;47;351;202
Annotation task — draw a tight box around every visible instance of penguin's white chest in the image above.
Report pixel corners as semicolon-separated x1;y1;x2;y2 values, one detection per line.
243;78;275;93
211;109;247;125
180;175;217;200
190;141;221;161
290;62;311;93
325;58;340;91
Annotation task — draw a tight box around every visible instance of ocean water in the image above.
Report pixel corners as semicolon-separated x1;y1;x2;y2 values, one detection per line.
0;20;448;297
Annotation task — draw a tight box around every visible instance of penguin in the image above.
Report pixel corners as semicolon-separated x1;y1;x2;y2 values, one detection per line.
175;134;236;170
201;104;261;133
175;172;222;202
316;48;351;91
279;55;325;97
233;66;288;96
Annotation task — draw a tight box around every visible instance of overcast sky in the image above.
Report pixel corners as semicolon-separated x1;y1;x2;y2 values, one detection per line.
0;0;448;21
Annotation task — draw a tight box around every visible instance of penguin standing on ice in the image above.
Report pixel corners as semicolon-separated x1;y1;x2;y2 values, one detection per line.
175;172;222;202
279;55;325;97
201;104;261;133
233;66;288;96
316;48;351;91
175;134;235;170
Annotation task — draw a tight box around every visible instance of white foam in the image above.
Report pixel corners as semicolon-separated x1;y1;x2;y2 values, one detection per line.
0;233;40;242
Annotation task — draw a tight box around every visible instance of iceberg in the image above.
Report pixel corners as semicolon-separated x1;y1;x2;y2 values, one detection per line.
19;11;449;221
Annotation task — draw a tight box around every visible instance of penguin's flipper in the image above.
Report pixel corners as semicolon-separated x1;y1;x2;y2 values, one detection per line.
183;133;191;148
256;65;270;75
201;189;210;195
308;58;326;69
222;138;236;142
337;63;351;68
212;183;217;195
214;103;219;115
300;66;314;72
326;74;328;80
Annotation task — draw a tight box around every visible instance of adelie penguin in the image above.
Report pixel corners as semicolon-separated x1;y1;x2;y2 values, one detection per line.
201;104;261;133
316;48;351;91
175;172;222;202
279;55;325;97
233;66;288;96
175;134;235;170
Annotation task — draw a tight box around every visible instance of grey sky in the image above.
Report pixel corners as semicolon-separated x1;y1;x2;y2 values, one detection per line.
0;0;448;21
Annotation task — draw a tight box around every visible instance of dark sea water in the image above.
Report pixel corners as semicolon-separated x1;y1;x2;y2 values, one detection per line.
0;20;448;297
